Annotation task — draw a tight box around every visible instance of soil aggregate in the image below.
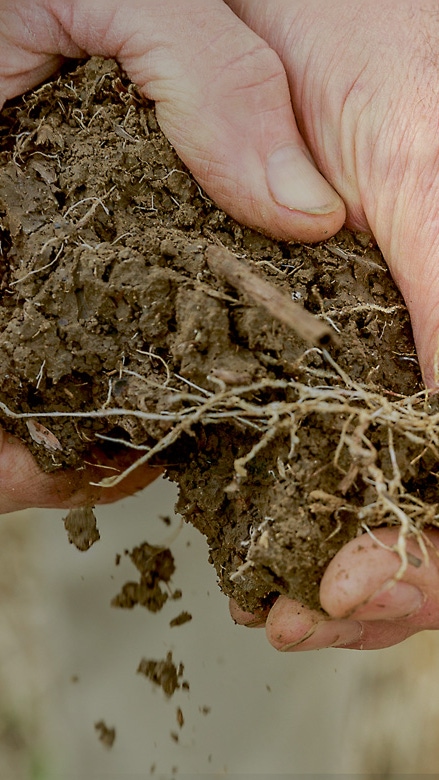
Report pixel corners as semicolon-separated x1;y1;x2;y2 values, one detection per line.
1;57;439;613
170;611;193;628
137;652;186;698
94;720;116;749
111;542;176;613
63;506;100;551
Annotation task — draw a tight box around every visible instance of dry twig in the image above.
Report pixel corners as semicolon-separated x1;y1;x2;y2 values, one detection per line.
206;245;334;346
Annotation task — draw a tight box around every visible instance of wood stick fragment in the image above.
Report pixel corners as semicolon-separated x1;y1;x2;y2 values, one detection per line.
206;245;334;346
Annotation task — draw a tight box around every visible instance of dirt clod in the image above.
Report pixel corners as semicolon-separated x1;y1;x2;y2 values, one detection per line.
63;506;100;551
176;707;184;728
137;652;183;698
94;720;116;748
1;57;439;613
111;543;175;613
169;611;192;628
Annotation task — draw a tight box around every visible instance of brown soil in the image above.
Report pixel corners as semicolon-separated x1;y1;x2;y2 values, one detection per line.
94;720;116;749
1;58;438;613
111;541;177;613
137;652;186;698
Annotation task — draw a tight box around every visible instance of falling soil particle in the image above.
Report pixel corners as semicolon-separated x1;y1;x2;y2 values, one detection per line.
111;543;175;612
1;57;439;613
137;652;185;698
176;707;184;728
169;611;192;628
94;720;116;748
63;506;100;551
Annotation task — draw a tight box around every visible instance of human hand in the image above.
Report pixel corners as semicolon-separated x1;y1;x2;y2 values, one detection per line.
227;0;439;649
0;0;348;512
230;528;439;650
2;0;439;651
0;427;160;513
2;0;330;511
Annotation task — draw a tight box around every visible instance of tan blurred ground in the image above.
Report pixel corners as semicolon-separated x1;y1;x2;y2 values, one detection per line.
0;476;438;779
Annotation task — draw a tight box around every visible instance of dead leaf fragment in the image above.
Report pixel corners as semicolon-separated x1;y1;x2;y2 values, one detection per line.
26;419;63;451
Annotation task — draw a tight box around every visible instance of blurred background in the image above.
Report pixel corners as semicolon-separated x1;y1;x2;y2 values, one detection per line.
1;475;439;779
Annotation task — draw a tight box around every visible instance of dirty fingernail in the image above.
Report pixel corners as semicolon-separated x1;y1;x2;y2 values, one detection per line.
430;336;439;389
351;581;424;620
280;619;363;651
266;145;343;215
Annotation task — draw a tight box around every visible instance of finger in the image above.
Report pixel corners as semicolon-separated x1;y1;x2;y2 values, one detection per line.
266;528;439;652
49;0;345;241
265;590;423;653
0;0;83;107
229;598;270;627
321;529;439;633
0;427;160;513
264;597;422;652
265;595;363;651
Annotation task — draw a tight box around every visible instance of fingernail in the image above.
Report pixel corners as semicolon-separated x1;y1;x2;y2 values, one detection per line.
244;618;267;628
431;336;439;388
280;619;363;651
351;581;424;620
266;145;342;214
419;328;439;390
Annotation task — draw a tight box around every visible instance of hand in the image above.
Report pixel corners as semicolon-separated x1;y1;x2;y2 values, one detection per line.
0;427;160;513
0;0;345;243
227;0;439;387
231;528;439;650
0;0;346;511
1;1;439;651
227;0;439;649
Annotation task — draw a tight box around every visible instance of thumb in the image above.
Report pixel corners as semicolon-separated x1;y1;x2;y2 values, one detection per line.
0;427;160;514
53;0;345;241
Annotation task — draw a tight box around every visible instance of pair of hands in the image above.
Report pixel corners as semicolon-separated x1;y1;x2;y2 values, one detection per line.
2;0;439;650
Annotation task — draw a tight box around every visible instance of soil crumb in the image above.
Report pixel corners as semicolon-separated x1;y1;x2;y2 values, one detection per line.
170;611;192;628
176;706;184;728
137;652;185;698
1;57;439;612
63;506;100;551
111;543;175;613
94;720;116;748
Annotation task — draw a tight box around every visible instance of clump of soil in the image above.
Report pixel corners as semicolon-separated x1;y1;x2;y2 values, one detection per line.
111;542;176;613
63;506;100;551
170;611;192;628
1;58;439;612
94;720;116;749
137;652;186;698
